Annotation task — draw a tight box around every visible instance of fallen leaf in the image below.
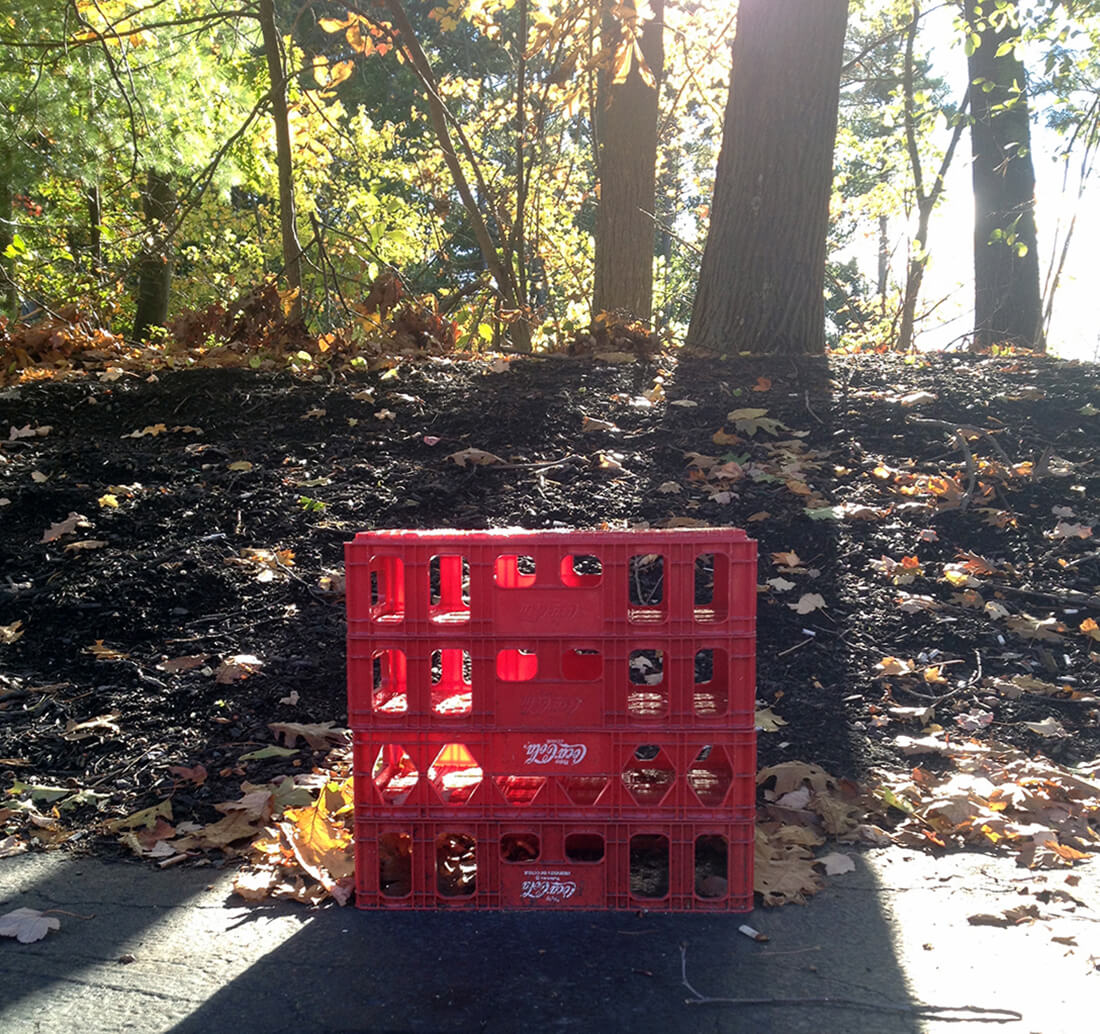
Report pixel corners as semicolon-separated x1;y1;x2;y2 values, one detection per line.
62;713;122;740
168;764;208;786
657;481;682;494
227;461;254;472
726;407;788;436
268;721;349;750
1050;521;1092;540
41;512;89;543
158;654;209;672
789;593;826;615
0;908;60;943
0;620;24;644
1023;717;1069;738
214;654;264;682
447;448;505;467
233;868;281;901
279;690;300;705
581;416;620;433
752;377;772;392
755;707;788;732
816;852;856;875
106;799;173;832
771;550;802;569
239;745;299;761
121;423;168;439
767;577;795;592
83;641;129;661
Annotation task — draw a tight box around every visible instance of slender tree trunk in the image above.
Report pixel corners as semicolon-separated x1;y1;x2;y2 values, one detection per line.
0;171;16;319
86;182;102;274
963;0;1042;351
877;214;889;313
132;169;174;341
381;0;531;350
686;0;848;356
593;0;664;322
259;0;303;323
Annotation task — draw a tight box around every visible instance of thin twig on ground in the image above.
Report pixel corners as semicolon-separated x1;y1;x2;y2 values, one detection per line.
680;944;1023;1021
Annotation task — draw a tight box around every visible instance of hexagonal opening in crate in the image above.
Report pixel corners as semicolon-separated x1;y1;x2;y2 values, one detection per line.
372;745;419;805
428;744;483;805
621;745;675;806
686;745;733;807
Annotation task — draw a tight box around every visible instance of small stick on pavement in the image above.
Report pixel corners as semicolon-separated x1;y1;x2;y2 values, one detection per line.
679;944;1023;1021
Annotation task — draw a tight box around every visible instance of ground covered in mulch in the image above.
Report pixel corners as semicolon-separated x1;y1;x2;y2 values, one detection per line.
1;350;1098;867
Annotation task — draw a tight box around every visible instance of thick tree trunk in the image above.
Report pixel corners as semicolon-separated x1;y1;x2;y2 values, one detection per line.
964;0;1042;351
686;0;848;356
131;169;174;342
593;0;664;322
259;0;303;323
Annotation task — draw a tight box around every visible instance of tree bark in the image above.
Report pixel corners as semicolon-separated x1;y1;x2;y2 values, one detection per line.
259;0;303;323
686;0;848;356
131;169;174;342
592;0;664;322
963;0;1042;351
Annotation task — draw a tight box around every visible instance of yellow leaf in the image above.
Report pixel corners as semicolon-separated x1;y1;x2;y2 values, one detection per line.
98;494;119;508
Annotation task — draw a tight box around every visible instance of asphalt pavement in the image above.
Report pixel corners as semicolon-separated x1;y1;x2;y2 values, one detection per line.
0;846;1095;1034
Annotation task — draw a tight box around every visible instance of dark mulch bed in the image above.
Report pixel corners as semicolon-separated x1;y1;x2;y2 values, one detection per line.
1;352;1097;847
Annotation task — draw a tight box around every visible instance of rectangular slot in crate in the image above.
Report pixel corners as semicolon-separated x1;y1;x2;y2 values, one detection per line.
346;528;756;638
355;820;753;911
353;730;756;820
347;635;755;730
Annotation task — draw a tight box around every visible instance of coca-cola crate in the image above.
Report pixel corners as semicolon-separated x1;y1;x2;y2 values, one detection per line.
355;819;753;911
347;634;755;730
354;730;755;821
345;528;756;639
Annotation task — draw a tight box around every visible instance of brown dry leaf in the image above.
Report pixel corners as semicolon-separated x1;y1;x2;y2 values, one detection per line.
0;620;24;644
727;407;788;436
876;656;916;676
771;550;802;569
121;423;168;439
788;592;826;615
1079;618;1100;642
83;641;129;661
158;654;209;672
168;764;208;786
279;804;355;884
0;907;61;944
175;809;268;851
447;447;504;467
268;721;349;750
754;826;824;906
41;512;89;543
816;851;856;875
752;377;772;392
63;539;108;552
233;867;281;901
214;653;264;683
1004;613;1065;642
62;713;121;741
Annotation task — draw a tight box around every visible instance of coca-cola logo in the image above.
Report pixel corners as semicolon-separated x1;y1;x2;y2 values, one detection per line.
523;739;588;766
521;871;578;902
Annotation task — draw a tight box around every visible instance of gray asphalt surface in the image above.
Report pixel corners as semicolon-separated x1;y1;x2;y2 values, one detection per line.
0;846;1095;1033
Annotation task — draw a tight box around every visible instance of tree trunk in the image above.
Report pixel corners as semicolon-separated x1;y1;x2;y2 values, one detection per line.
964;0;1042;351
131;169;174;342
0;171;16;319
686;0;848;356
592;0;664;322
259;0;303;323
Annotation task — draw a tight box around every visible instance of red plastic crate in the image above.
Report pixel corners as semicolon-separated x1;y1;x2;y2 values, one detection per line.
345;528;756;639
354;819;753;911
347;634;755;730
353;730;756;821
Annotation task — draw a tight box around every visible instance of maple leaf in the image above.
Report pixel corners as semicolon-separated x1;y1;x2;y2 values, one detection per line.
1004;613;1065;642
268;721;349;750
168;764;207;786
1049;521;1092;540
758;761;836;797
726;407;788;436
233;867;281;901
0;907;60;944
